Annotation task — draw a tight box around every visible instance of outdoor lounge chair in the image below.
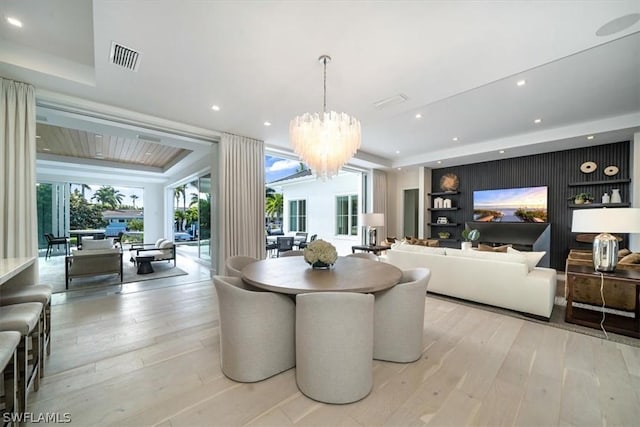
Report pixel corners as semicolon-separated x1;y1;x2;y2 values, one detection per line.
44;233;69;259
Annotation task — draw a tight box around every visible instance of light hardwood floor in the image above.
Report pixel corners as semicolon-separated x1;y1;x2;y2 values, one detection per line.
28;279;640;426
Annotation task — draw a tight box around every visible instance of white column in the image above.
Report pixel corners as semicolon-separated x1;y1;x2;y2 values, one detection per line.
143;183;165;243
629;134;640;251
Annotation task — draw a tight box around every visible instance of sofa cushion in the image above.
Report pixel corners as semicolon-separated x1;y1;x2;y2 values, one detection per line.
477;244;510;253
619;253;640;264
82;239;114;250
391;242;446;255
618;248;631;258
507;247;545;271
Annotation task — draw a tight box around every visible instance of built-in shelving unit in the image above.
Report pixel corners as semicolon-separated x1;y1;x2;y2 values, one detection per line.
568;179;630;187
568;202;630;209
428;190;461;246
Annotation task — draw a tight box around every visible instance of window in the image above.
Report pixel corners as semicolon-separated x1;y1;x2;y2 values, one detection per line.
289;199;306;232
336;195;358;235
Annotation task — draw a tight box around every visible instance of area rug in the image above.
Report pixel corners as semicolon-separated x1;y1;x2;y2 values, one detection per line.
40;257;188;293
426;292;640;348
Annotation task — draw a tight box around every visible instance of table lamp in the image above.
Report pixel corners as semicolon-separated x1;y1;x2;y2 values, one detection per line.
571;208;640;272
361;213;384;246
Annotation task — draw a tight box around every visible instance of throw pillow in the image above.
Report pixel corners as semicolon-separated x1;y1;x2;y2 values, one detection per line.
477;244;511;252
507;247;545;271
82;239;114;250
619;253;640;264
426;239;439;247
386;237;397;244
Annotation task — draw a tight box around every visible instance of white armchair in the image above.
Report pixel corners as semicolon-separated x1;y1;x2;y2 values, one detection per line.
224;255;258;277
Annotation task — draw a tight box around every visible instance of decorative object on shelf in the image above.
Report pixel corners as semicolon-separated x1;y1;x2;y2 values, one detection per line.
443;198;452;208
289;55;361;180
436;216;448;224
438;232;450;239
439;173;459;191
579;161;597;174
361;213;385;246
601;192;610;204
603;165;619;176
461;228;480;251
571;208;640;272
303;239;338;269
433;197;444;208
568;192;594;205
611;188;622;203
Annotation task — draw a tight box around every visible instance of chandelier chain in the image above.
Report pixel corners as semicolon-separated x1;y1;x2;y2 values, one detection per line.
323;56;327;113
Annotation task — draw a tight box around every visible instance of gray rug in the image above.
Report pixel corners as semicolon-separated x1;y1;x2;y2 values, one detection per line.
427;292;640;348
39;256;188;293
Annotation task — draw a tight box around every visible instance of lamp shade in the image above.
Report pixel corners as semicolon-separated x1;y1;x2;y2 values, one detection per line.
571;208;640;233
361;213;384;227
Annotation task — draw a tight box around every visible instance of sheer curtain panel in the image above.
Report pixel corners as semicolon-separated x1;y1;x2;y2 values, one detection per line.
0;78;37;265
218;133;265;269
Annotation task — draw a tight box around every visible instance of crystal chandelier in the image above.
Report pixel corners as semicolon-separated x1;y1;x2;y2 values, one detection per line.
289;55;361;180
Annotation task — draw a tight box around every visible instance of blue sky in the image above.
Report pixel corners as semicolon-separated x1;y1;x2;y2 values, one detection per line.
265;155;304;184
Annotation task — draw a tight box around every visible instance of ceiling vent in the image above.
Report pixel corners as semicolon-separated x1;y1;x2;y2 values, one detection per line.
109;41;141;71
373;94;408;109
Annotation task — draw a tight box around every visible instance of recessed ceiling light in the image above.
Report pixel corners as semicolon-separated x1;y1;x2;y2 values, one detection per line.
35;135;41;139
516;79;526;87
7;17;22;28
415;113;422;119
397;167;402;171
437;161;442;164
534;118;542;124
211;105;220;111
395;150;400;154
499;150;505;154
264;121;271;126
452;137;458;142
587;135;595;140
43;148;50;152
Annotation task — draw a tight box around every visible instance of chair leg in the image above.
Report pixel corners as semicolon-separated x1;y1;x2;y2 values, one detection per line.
17;336;28;411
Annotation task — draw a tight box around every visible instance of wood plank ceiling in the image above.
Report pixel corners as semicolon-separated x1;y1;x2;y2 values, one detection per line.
36;123;190;169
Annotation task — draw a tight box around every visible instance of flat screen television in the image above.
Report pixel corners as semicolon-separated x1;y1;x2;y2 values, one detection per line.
473;186;548;223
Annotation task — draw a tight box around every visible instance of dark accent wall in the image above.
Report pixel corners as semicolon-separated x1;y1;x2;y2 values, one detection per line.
431;141;631;270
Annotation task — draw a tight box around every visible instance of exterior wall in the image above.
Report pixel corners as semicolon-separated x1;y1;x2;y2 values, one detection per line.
273;172;361;256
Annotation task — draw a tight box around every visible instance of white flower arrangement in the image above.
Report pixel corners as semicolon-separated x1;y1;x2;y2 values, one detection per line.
303;239;338;266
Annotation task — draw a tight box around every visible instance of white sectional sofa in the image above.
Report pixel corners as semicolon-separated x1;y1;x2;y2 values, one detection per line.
383;242;557;319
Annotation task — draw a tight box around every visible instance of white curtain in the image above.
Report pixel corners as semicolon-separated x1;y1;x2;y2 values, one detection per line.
218;133;265;269
372;169;387;239
0;78;37;262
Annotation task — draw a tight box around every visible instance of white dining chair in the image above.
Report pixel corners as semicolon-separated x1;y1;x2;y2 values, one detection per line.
373;267;431;363
346;252;379;261
225;255;258;277
213;276;295;382
295;292;374;404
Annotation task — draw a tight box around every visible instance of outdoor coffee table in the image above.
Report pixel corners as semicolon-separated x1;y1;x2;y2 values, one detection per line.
136;256;155;274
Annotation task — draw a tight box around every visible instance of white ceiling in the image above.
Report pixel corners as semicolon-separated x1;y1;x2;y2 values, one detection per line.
1;0;639;176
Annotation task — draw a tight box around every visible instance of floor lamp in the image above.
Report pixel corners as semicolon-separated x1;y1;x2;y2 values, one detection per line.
361;213;384;246
571;208;640;272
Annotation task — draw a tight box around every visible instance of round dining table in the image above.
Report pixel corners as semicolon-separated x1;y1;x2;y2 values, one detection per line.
241;256;402;294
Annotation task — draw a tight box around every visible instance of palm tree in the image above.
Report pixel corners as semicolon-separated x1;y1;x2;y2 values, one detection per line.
92;186;124;210
130;194;139;208
265;193;283;220
266;187;276;199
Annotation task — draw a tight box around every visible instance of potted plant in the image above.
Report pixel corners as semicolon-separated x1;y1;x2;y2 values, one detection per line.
568;192;594;205
461;228;480;250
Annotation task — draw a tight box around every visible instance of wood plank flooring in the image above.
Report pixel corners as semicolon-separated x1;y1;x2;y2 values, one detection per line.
27;279;640;426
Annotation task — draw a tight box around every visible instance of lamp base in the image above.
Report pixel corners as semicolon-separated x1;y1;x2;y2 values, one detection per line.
592;232;618;272
368;227;377;246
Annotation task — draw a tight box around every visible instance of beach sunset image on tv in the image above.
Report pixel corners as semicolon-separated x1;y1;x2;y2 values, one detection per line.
473;186;548;222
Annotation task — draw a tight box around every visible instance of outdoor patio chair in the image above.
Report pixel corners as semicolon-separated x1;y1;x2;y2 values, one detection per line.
44;233;69;259
294;232;308;249
298;234;316;249
276;237;294;257
266;237;277;258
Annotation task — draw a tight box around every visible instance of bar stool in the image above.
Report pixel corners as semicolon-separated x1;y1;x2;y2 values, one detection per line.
0;285;53;363
0;303;43;409
0;331;21;419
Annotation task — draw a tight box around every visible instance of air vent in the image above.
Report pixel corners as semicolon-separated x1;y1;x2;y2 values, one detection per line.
373;94;408;109
109;41;141;71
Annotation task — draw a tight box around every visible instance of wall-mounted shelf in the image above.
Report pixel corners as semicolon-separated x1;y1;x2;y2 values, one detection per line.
568;202;630;209
427;208;460;211
428;191;460;196
568;179;630;187
429;223;459;227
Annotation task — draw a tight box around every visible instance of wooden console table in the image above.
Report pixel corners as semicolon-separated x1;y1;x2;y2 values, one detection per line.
565;264;640;338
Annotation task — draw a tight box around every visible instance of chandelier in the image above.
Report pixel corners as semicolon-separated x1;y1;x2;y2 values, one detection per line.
289;55;361;180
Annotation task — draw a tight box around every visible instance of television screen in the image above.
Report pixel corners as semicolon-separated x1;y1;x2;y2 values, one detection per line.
473;186;548;222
